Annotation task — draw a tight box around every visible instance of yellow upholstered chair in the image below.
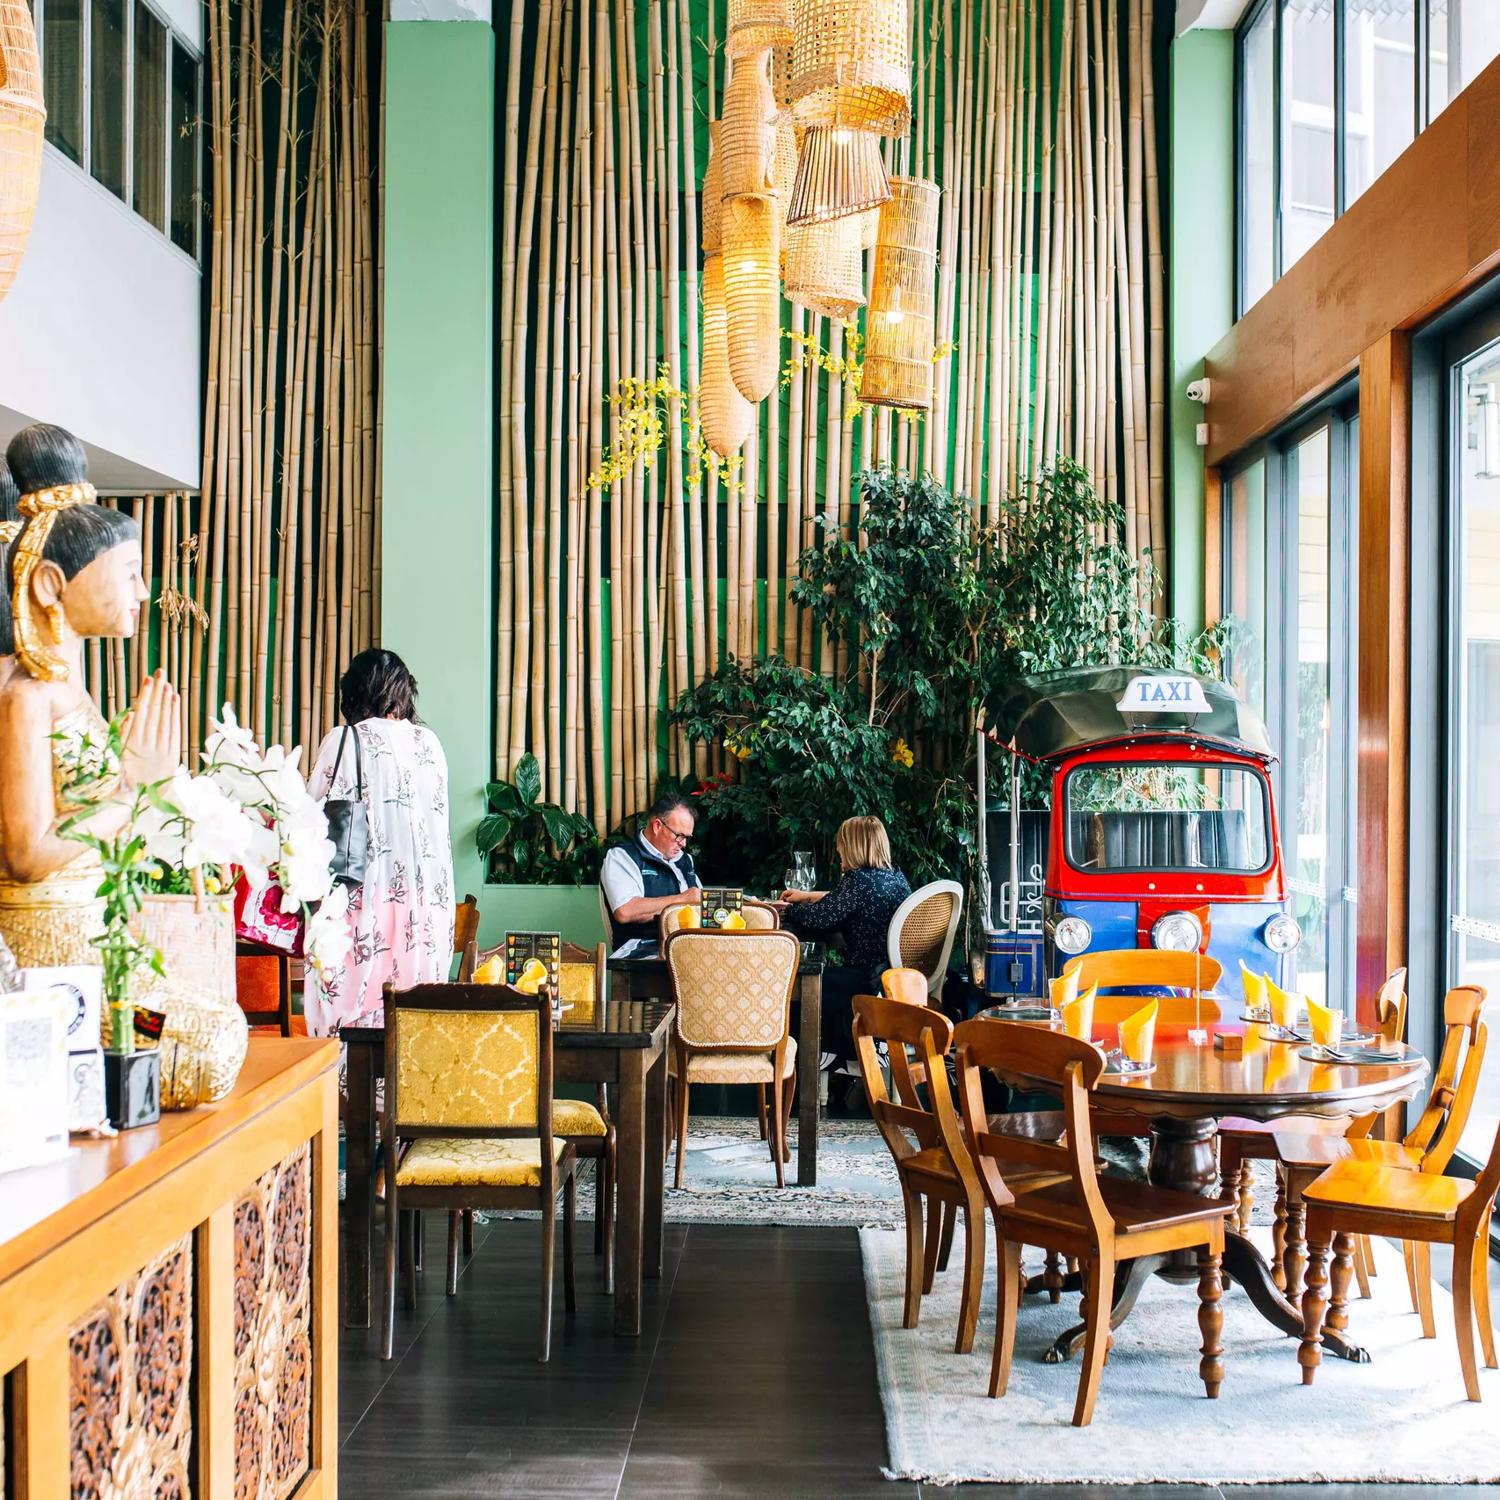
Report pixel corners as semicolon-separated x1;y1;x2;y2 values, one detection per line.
887;880;964;1000
381;984;578;1362
664;927;801;1188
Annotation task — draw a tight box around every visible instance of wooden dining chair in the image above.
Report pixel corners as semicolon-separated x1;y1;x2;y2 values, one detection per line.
664;927;800;1188
952;1016;1235;1426
458;939;616;1282
381;983;578;1362
234;941;299;1036
1299;1115;1500;1402
1274;983;1486;1312
451;894;481;976
1218;968;1408;1251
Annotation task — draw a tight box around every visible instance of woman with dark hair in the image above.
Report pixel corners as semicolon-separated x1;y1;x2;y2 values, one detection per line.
302;648;454;1032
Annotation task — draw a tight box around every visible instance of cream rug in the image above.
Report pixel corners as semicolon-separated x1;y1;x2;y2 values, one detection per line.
864;1226;1500;1485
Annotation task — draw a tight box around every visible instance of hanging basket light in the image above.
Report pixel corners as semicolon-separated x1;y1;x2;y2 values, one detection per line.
722;196;781;403
784;216;866;322
721;51;778;202
786;125;890;226
772;114;797;263
701;253;755;458
861;176;940;412
726;0;793;60
0;0;46;306
702;121;724;254
772;42;794;109
789;0;911;137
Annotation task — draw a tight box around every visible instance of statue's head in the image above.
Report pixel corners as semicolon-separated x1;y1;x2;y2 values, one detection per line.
5;425;145;681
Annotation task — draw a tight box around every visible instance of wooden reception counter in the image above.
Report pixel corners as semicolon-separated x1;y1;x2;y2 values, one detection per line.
0;1037;339;1498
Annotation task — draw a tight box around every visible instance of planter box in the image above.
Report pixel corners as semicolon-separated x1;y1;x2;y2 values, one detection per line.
475;884;607;950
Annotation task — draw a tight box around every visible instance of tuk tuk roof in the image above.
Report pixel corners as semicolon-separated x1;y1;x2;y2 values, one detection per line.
989;665;1275;762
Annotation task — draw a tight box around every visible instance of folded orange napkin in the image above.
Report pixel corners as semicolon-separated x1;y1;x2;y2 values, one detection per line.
1118;999;1158;1066
1061;984;1097;1041
1050;968;1080;1010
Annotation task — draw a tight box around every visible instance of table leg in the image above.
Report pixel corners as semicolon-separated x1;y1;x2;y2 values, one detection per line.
342;1041;376;1329
1147;1115;1221;1283
798;973;822;1187
644;1045;667;1278
1220;1229;1371;1363
1042;1254;1165;1364
614;1050;647;1336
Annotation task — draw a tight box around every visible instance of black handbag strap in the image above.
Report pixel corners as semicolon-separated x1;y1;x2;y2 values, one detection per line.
329;724;365;798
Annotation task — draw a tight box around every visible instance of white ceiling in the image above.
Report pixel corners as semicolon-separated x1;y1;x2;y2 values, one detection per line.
0;406;191;497
1176;0;1255;33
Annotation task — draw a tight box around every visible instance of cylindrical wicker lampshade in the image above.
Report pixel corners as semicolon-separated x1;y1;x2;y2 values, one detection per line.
702;121;724;254
726;0;793;59
721;51;778;202
861;176;940;412
856;204;881;250
784;216;866;322
0;0;46;306
772;42;794;108
722;196;781;403
786;125;890;226
701;253;755;458
772;114;797;261
789;0;911;137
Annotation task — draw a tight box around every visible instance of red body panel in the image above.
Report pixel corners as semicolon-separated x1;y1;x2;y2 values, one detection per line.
1046;742;1286;904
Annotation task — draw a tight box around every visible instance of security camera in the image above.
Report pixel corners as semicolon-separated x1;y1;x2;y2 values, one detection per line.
1186;377;1212;405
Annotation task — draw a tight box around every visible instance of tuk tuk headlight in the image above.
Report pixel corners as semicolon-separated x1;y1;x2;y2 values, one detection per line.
1264;913;1302;954
1151;911;1203;953
1053;916;1092;956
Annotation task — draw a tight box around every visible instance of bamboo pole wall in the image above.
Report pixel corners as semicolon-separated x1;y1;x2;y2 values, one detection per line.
86;0;379;762
496;0;1170;834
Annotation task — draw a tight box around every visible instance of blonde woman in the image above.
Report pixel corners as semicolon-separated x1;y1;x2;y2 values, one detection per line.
781;815;911;1065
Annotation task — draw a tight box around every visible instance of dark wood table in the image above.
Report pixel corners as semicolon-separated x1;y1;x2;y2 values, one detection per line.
983;1017;1430;1363
341;998;674;1337
608;943;826;1186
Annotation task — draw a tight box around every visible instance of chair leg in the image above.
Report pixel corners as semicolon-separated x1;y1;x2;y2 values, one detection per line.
446;1212;461;1297
1475;1221;1498;1371
1415;1241;1437;1339
1271;1176;1289;1293
770;1073;787;1189
563;1173;577;1316
901;1188;925;1329
674;1077;690;1190
1352;1232;1373;1301
937;1200;957;1274
1453;1231;1481;1401
1072;1255;1114;1427
412;1210;424;1272
955;1202;984;1355
381;1188;399;1361
401;1211;418;1311
601;1135;616;1293
1043;1249;1065;1303
1326;1231;1356;1338
1197;1246;1225;1399
781;1072;795;1163
922;1199;945;1295
756;1083;769;1140
989;1234;1022;1398
1282;1188;1307;1304
1218;1137;1240;1211
1299;1225;1333;1386
1237;1162;1255;1235
1404;1236;1421;1314
462;1209;476;1259
539;1189;556;1363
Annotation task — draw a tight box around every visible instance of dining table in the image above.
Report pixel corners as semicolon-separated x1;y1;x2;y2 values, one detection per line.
341;997;675;1337
607;941;827;1186
980;1012;1431;1364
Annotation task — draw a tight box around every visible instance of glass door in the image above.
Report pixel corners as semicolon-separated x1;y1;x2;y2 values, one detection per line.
1446;335;1500;1164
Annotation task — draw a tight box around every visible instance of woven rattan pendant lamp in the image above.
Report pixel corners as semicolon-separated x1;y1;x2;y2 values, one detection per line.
721;51;778;201
726;0;793;59
772;114;797;264
861;175;940;411
723;196;781;402
784;216;866;322
702;121;724;254
786;124;890;226
701;253;755;457
0;0;46;305
788;0;911;137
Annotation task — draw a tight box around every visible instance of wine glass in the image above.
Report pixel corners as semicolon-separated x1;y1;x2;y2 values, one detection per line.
793;851;816;891
783;868;798;900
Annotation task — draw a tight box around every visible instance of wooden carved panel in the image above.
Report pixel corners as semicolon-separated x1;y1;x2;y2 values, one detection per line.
233;1145;311;1500
68;1235;193;1500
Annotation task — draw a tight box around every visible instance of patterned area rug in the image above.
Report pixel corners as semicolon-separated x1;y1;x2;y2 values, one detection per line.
864;1226;1500;1484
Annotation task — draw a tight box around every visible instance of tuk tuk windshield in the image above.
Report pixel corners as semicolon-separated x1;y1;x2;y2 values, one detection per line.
1064;762;1272;875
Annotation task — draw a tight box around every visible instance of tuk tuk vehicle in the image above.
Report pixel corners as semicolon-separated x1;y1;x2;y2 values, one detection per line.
974;665;1300;1000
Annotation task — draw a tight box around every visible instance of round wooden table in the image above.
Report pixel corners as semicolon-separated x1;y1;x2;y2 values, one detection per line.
983;1019;1430;1364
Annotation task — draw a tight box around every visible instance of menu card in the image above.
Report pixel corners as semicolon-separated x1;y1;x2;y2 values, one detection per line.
700;888;744;928
504;931;561;993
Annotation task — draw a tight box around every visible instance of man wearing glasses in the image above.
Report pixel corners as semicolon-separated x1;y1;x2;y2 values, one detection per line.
600;793;703;945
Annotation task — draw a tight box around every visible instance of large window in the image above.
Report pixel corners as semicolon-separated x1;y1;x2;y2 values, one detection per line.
32;0;200;256
1221;405;1359;1007
1237;0;1485;314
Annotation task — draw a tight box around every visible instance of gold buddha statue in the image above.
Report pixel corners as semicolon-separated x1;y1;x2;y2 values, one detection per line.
0;424;246;1107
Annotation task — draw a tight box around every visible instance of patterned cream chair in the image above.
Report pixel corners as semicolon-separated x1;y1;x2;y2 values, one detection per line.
664;927;801;1188
381;984;578;1362
887;880;964;1000
657;897;781;942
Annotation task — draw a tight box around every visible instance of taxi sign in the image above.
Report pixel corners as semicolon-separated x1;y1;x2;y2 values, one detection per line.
1116;674;1212;714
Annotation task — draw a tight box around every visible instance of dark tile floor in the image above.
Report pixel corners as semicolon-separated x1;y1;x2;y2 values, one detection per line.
338;1208;1490;1499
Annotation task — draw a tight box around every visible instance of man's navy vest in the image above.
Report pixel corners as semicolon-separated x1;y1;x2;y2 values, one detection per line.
608;838;698;945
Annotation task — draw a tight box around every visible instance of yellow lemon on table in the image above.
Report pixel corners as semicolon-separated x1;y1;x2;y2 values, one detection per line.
1119;999;1158;1067
1061;984;1096;1041
515;957;549;995
720;911;747;930
1240;961;1269;1013
1050;968;1080;1010
474;955;505;985
677;905;700;930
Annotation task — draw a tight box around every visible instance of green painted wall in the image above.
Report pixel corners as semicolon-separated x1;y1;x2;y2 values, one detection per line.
381;20;496;902
1167;29;1236;630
